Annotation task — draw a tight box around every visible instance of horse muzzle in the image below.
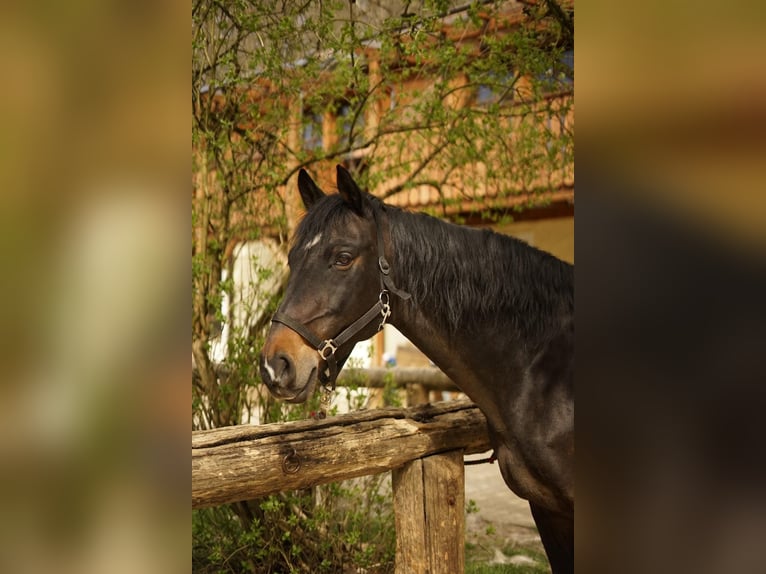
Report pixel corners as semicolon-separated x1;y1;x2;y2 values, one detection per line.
260;325;319;403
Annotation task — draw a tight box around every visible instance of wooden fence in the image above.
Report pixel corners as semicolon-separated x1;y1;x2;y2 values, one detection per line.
338;367;459;407
192;399;492;574
194;365;460;408
336;367;456;390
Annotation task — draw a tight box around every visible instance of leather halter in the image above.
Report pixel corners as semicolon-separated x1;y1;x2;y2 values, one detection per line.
271;204;411;392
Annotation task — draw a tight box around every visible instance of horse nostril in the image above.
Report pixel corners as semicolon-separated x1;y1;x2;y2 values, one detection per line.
275;354;292;381
261;353;294;386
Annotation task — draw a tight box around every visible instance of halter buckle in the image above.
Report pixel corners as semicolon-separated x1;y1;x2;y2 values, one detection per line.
318;339;338;360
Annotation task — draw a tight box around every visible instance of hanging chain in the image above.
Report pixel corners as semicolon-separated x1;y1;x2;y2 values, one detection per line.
315;385;333;419
378;291;391;331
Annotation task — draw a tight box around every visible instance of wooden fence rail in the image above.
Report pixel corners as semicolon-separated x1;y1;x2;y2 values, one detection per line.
337;367;457;391
192;399;492;574
193;366;458;392
192;399;489;506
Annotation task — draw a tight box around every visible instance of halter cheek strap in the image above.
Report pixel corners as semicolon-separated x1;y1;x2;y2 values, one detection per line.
270;205;410;395
375;208;411;302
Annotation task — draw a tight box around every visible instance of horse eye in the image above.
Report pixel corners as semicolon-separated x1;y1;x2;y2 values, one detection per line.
334;252;353;268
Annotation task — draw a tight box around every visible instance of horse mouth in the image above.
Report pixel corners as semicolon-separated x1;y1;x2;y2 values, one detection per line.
283;367;318;403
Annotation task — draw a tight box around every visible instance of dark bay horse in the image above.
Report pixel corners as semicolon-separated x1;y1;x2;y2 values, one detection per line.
260;166;574;573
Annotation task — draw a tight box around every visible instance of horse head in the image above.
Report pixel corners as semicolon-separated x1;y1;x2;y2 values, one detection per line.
260;166;390;403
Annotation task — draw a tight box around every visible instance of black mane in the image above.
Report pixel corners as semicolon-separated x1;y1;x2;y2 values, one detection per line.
293;193;573;344
387;204;573;344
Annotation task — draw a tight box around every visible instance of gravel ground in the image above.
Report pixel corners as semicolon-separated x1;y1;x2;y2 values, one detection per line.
464;455;547;566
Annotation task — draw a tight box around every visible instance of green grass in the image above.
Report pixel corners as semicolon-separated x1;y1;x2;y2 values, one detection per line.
465;547;550;573
466;564;547;574
465;534;549;574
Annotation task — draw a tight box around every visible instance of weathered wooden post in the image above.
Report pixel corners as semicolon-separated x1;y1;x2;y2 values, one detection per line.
406;382;430;406
392;450;465;574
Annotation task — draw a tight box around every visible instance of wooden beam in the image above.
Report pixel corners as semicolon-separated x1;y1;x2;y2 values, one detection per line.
192;366;458;391
424;451;465;573
393;451;466;574
192;400;490;508
338;367;457;391
392;459;428;573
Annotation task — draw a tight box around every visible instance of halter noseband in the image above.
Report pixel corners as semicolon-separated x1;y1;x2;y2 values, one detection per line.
271;204;411;406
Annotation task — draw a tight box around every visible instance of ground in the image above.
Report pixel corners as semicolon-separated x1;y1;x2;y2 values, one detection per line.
464;456;549;572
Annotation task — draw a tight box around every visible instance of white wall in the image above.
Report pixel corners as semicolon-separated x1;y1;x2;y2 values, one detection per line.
210;239;287;362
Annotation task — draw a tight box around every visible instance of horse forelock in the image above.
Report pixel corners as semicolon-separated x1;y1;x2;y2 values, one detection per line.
292;195;356;254
292;192;384;254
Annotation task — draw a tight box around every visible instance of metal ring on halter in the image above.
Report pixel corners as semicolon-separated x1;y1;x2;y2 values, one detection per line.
378;290;391;330
318;340;338;360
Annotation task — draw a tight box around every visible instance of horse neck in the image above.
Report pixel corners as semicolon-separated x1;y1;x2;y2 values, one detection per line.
385;208;573;423
391;301;512;428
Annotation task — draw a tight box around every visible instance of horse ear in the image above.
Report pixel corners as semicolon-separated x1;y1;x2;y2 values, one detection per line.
298;169;325;210
336;165;364;215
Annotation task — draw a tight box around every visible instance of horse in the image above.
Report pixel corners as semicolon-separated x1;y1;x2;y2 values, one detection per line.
260;165;574;573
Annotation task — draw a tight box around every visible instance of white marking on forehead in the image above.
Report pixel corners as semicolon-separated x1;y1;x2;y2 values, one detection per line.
263;360;276;382
304;233;322;250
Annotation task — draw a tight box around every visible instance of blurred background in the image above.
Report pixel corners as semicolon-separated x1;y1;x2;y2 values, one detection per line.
577;2;766;572
0;1;189;572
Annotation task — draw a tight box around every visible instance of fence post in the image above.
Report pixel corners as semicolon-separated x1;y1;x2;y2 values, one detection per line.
406;382;430;406
392;450;465;574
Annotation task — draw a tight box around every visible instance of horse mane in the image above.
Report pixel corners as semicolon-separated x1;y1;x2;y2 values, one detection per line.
385;202;573;344
292;192;573;344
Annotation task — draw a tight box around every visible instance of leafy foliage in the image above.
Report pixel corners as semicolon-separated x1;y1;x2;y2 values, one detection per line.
193;475;395;573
